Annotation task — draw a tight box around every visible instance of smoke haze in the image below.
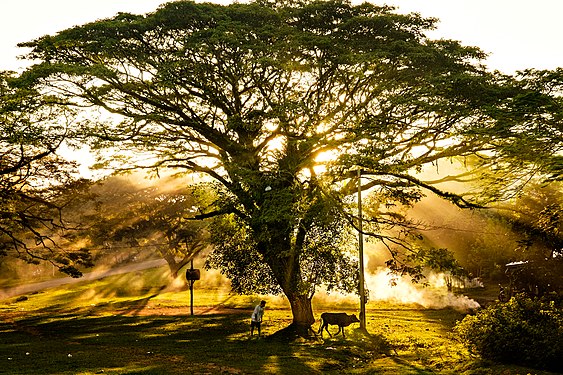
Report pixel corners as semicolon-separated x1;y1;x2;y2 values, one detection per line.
312;267;480;312
365;268;480;310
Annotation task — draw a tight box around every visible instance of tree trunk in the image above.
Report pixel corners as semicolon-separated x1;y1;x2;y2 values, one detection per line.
161;251;180;278
259;226;315;337
288;293;315;326
267;294;316;341
268;254;315;329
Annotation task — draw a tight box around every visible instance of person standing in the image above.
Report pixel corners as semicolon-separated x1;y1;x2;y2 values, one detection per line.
250;300;266;337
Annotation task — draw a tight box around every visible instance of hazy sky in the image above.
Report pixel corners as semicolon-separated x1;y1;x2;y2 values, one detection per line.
1;0;562;74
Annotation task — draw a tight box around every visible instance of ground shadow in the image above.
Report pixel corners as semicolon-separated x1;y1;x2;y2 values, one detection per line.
0;310;330;374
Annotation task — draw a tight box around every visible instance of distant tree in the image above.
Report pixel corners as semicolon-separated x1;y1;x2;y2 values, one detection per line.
411;247;467;291
15;0;563;333
498;182;563;260
465;230;515;282
0;71;92;277
78;174;209;278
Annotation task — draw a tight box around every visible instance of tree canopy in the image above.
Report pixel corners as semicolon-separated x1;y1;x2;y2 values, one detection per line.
13;0;563;329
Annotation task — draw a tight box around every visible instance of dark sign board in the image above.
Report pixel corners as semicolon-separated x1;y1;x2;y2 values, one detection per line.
185;269;201;281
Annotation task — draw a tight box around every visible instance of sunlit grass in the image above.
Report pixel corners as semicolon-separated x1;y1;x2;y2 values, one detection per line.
0;266;559;374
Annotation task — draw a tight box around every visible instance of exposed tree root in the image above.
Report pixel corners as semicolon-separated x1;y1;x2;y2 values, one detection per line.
266;323;319;342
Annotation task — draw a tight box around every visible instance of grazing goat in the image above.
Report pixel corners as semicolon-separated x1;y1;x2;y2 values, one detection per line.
318;312;360;338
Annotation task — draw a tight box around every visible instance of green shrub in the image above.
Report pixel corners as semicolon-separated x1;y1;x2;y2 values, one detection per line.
454;294;563;371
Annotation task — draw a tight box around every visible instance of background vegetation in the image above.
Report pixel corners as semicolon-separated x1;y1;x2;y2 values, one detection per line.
455;294;563;372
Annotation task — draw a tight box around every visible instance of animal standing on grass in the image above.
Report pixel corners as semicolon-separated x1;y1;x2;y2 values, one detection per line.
318;312;360;338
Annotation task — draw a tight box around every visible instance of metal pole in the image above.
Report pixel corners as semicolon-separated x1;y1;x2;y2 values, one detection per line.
357;169;366;330
190;259;194;316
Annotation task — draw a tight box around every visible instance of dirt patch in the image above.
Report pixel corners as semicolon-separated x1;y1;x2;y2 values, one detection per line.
112;304;248;317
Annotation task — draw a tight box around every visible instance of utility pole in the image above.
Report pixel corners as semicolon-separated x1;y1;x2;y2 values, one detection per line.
357;169;367;330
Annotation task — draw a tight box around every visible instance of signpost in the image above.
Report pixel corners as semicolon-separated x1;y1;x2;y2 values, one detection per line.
185;260;200;316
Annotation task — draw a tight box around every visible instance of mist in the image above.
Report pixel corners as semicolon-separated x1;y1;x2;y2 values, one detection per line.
311;267;480;312
366;268;479;310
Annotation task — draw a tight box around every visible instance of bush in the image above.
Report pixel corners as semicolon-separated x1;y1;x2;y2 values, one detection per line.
454;294;563;371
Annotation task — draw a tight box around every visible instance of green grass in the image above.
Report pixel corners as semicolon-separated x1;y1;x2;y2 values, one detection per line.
0;268;559;375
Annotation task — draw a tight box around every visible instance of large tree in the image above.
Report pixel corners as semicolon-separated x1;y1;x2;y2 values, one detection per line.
14;0;563;331
0;71;92;276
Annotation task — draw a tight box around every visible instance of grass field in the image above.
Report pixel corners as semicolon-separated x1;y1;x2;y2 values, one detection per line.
0;267;559;375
